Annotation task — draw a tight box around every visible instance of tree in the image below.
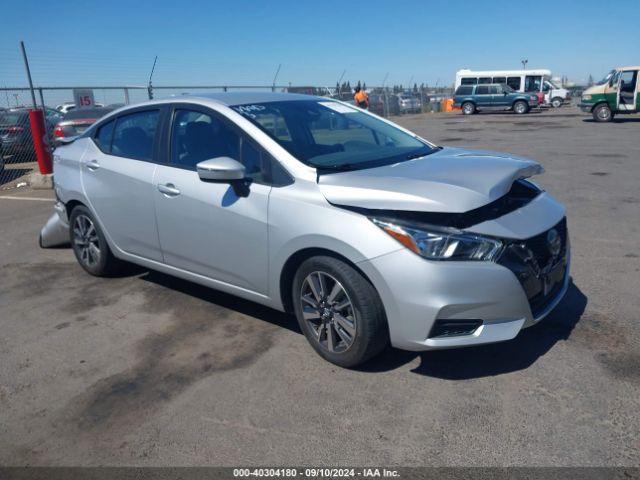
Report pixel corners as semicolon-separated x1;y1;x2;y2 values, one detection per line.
356;80;361;90
413;83;418;94
362;82;367;91
588;74;594;86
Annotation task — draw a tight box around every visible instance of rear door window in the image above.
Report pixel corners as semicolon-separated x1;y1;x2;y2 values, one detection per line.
476;86;490;95
111;110;159;161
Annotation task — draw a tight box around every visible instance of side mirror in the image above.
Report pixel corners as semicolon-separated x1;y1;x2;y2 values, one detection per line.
196;157;245;182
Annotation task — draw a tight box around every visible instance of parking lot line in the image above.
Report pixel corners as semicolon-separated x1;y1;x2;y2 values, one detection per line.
0;195;54;202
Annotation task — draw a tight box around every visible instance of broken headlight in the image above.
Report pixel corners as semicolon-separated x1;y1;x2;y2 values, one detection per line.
371;218;503;262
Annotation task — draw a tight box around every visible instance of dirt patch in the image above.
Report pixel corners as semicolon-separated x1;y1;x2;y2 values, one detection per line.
590;172;610;176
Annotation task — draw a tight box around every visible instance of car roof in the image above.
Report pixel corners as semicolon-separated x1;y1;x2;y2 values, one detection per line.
189;91;323;105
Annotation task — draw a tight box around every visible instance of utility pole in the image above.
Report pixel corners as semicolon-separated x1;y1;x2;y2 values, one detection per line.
272;63;282;92
521;59;528;70
20;41;37;109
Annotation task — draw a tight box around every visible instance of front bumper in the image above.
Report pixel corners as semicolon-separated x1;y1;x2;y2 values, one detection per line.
579;102;595;112
357;215;570;352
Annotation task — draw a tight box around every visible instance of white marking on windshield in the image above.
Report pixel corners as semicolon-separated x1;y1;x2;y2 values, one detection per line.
318;101;358;114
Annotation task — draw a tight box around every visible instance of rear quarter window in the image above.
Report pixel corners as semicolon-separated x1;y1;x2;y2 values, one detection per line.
455;86;473;95
94;119;115;153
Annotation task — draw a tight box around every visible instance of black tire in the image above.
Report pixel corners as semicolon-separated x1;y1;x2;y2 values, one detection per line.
461;102;475;115
593;103;613;122
513;100;529;114
292;256;389;367
551;97;563;108
69;205;122;276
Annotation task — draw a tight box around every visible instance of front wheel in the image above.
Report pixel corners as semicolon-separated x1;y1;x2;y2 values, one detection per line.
69;205;123;276
551;97;563;108
593;103;613;122
292;256;389;367
461;102;475;115
513;100;529;114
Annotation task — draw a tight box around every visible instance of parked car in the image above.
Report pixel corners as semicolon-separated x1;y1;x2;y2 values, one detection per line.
454;84;539;114
396;93;421;113
367;93;400;116
56;102;104;114
580;66;639;122
43;92;569;367
53;107;115;145
0;108;61;162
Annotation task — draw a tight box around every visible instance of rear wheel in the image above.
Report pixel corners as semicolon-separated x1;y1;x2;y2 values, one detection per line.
461;102;475;115
69;205;122;276
292;256;388;367
593;103;613;122
513;100;529;114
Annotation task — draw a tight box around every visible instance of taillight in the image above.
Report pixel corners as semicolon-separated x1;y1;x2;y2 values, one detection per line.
6;126;24;136
53;125;65;137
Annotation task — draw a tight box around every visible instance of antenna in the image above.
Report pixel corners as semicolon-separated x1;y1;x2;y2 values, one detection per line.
272;63;282;91
337;70;346;95
381;72;389;89
147;55;158;100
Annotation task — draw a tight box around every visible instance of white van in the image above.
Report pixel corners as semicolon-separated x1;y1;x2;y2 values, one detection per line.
455;69;569;107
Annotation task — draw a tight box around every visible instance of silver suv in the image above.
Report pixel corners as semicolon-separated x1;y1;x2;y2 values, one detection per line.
42;93;570;367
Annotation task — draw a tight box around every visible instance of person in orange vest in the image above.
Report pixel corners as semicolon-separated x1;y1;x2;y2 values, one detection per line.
353;86;369;109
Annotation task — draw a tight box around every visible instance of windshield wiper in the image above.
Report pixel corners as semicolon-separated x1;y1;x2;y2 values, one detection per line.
406;146;442;160
315;163;357;173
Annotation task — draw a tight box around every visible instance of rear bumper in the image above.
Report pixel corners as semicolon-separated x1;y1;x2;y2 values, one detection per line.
39;201;70;248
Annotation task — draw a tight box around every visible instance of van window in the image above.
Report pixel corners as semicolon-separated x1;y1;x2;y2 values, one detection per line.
478;77;492;84
489;85;501;94
476;86;490;95
461;77;477;85
525;75;543;93
507;77;521;90
493;77;506;84
455;86;474;95
111;110;159;161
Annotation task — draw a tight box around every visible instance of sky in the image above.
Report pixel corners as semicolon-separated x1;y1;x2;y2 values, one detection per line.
1;0;639;93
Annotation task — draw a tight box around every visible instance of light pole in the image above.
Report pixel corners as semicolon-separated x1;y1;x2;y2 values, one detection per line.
521;59;528;70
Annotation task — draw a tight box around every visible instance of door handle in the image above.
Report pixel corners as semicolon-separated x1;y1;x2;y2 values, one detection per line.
157;183;181;197
85;159;100;171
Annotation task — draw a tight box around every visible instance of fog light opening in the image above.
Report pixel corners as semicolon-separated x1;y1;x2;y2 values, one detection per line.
428;319;483;339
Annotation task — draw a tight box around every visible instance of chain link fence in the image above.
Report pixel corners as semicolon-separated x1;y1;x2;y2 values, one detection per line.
0;45;454;189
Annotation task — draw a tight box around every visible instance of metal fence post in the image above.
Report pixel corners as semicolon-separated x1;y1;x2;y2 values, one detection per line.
124;87;130;105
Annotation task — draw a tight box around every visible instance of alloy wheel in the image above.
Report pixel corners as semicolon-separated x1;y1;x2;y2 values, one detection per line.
73;214;101;267
596;105;611;121
299;272;356;353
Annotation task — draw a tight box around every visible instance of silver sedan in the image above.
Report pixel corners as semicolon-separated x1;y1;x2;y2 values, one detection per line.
42;92;570;367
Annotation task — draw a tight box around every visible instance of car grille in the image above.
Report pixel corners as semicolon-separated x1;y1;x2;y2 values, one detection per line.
497;218;568;318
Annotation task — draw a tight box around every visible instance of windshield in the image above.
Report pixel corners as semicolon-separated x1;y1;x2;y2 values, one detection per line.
597;70;616;85
231;100;435;172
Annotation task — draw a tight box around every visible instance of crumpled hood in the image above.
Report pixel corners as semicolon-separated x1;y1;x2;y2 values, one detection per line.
318;147;544;213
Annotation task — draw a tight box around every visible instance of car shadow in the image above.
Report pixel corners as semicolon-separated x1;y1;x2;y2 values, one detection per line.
138;269;301;335
130;268;585;378
0;168;32;186
359;280;587;378
582;117;640;123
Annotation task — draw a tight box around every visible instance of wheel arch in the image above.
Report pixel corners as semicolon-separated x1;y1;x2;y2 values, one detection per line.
279;247;376;314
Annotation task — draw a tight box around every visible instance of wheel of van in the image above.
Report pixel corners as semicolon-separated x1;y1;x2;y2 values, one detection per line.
292;256;389;368
514;100;529;114
551;97;563;108
593;103;613;122
461;102;475;115
69;205;122;277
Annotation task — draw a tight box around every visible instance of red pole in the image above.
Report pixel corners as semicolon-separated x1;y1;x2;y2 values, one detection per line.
28;109;53;174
